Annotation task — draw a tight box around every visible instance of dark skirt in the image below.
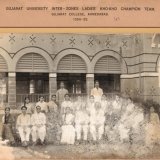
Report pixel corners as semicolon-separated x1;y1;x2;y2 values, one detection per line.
2;124;15;142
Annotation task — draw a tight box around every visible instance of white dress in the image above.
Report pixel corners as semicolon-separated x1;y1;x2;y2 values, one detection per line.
61;113;75;144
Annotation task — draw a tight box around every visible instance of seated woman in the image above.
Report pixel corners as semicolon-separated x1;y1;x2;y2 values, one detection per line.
60;107;75;145
1;107;16;146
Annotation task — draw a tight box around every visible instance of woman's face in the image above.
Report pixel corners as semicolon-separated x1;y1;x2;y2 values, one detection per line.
51;96;56;101
5;109;10;115
150;107;155;113
101;95;106;101
116;96;119;101
40;97;44;102
25;98;30;103
65;95;70;101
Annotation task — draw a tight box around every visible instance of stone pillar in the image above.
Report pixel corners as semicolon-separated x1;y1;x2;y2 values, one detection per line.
8;72;16;108
49;73;57;98
86;74;94;96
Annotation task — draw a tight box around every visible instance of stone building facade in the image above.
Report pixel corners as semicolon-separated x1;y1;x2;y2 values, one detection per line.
0;33;160;108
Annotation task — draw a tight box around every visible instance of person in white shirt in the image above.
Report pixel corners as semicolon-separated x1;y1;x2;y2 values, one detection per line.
36;96;48;113
112;95;122;112
118;98;135;143
31;105;47;145
101;94;110;113
89;102;105;142
16;106;31;147
56;81;69;106
75;103;89;144
91;81;103;102
73;95;86;112
61;94;73;114
60;107;75;145
86;95;95;115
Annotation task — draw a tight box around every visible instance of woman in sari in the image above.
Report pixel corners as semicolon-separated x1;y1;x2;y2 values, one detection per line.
46;95;59;144
1;107;16;146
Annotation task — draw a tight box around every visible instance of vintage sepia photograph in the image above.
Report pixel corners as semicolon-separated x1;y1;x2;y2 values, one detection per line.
0;32;160;159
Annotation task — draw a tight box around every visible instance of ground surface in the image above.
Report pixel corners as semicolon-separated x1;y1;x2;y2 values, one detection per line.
1;142;160;160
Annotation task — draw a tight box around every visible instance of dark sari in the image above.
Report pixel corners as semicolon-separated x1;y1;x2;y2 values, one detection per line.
2;113;15;143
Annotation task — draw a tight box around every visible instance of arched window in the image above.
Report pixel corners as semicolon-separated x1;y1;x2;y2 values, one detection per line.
0;55;8;98
0;55;8;72
57;54;86;73
95;56;121;74
16;53;49;72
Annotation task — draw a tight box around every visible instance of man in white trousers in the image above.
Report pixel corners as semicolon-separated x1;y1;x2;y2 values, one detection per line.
16;106;31;147
75;104;89;144
31;105;46;145
89;102;105;143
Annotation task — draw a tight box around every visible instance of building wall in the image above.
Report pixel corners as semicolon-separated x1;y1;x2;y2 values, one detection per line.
0;33;160;107
121;75;159;102
0;33;159;73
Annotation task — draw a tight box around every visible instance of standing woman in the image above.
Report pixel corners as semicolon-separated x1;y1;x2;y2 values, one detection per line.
46;95;59;144
1;107;16;146
24;97;34;114
36;96;48;113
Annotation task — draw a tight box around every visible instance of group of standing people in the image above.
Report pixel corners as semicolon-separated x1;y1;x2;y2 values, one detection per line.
1;81;160;148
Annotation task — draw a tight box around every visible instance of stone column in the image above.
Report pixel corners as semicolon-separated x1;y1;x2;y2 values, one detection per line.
86;74;94;96
49;73;57;98
8;72;16;108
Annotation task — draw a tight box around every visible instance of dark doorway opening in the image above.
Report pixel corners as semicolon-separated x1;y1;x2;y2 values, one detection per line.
95;74;120;93
57;73;86;94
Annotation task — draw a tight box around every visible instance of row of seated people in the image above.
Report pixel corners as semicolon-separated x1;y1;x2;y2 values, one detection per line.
1;94;148;147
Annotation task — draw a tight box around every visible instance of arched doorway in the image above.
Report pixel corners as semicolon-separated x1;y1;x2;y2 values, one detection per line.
94;55;121;93
57;54;87;94
16;53;49;103
0;54;8;105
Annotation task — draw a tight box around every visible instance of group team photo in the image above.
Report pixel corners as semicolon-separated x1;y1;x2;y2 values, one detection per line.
2;80;159;150
1;33;160;158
